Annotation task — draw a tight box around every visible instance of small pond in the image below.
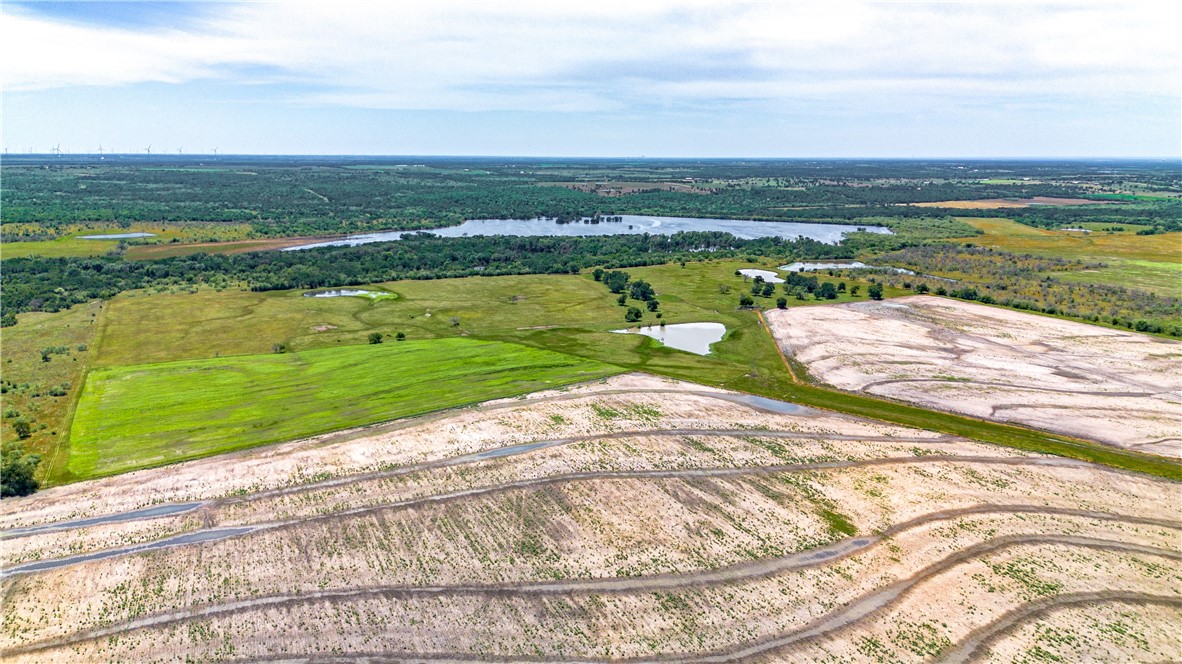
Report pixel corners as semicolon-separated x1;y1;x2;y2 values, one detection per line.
285;216;891;251
77;232;156;240
779;261;916;275
303;289;383;298
738;268;784;283
611;322;725;356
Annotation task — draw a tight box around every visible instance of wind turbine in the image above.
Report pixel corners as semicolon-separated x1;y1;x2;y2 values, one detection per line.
177;147;183;155
97;144;104;156
212;147;218;155
144;145;152;155
51;143;61;156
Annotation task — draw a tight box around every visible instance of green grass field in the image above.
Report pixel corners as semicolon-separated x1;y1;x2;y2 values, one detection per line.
948;217;1181;296
69;338;619;480
0;222;254;258
19;258;1180;485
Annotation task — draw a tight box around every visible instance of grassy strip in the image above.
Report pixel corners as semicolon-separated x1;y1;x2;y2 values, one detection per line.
68;338;620;481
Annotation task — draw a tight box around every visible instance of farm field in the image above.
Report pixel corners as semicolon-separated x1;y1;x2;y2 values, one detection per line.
69;338;619;480
766;296;1182;457
2;375;1178;662
946;217;1182;296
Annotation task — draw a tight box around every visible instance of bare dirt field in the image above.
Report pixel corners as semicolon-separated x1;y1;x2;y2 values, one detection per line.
2;373;1178;662
766;296;1182;458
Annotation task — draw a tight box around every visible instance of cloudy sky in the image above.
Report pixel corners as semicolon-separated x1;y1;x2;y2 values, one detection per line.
2;1;1179;157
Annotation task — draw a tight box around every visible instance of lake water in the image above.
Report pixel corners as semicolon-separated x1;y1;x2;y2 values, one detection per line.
611;322;725;355
303;289;382;298
779;261;916;275
285;216;891;251
77;232;156;240
738;268;784;283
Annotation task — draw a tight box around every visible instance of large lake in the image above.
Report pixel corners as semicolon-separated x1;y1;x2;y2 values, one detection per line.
285;216;891;251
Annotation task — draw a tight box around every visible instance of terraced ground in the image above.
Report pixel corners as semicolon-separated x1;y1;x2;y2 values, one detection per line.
767;296;1182;458
2;374;1178;662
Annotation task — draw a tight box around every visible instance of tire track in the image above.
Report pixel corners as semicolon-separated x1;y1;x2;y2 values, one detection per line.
1;425;954;540
2;455;1090;577
4;509;1176;659
0;385;812;536
938;591;1182;663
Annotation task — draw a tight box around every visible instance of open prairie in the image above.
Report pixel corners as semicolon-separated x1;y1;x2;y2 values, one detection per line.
2;374;1179;662
766;296;1182;457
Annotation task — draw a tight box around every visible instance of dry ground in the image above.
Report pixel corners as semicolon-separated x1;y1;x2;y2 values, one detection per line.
1;374;1178;662
766;296;1182;458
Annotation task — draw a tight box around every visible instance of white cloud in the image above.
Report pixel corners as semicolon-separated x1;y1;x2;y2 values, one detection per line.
2;0;1177;113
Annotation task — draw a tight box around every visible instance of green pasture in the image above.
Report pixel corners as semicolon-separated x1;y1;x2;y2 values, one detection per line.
68;338;618;480
21;258;1181;485
949;217;1181;296
0;222;254;258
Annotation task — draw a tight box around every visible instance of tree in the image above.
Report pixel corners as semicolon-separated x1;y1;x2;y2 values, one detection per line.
592;268;605;282
368;332;384;344
629;279;655;301
646;299;659;312
776;296;788;309
739;293;755;307
11;418;32;440
616;293;627;306
915;283;930;294
868;283;884;300
395;331;406;341
624;306;643;322
818;282;838;300
761;283;775;297
850;285;861;296
1;443;41;497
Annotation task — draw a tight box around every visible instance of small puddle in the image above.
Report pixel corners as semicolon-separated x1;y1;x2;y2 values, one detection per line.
709;393;810;415
612;322;726;355
77;232;156;240
1;527;255;577
1;503;205;539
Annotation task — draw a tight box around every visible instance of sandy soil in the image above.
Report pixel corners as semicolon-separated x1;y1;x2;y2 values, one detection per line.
765;296;1182;456
2;374;1178;662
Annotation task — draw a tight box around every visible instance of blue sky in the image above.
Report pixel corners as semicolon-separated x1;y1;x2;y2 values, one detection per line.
2;1;1179;157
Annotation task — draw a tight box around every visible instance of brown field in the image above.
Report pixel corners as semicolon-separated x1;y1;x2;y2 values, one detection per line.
909;197;1102;209
766;297;1182;457
2;374;1178;662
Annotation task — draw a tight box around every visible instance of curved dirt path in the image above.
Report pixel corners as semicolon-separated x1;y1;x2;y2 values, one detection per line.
860;377;1162;399
5;509;1176;659
2;426;956;541
1;454;1092;577
0;385;817;536
938;591;1182;663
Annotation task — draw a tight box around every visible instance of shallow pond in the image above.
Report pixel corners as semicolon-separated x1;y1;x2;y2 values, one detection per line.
738;268;784;283
285;216;891;251
77;232;156;240
779;261;916;275
611;322;726;356
303;289;383;298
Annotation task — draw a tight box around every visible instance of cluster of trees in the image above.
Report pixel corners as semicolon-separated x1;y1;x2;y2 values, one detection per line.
7;232;835;318
737;271;863;309
1;443;40;497
593;268;661;322
871;245;1182;335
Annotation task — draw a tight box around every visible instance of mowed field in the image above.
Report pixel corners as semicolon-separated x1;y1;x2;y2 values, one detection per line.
948;217;1181;296
68;338;619;480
